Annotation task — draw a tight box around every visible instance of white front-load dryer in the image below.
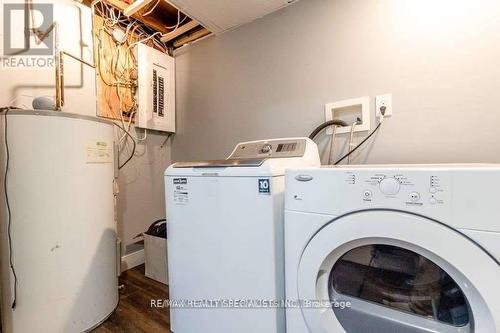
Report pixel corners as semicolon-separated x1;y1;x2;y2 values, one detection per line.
284;165;500;333
166;138;320;333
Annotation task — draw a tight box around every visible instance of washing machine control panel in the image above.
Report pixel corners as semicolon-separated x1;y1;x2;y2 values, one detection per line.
229;138;307;159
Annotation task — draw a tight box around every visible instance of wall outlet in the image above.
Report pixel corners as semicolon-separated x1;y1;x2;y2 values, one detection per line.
376;94;392;118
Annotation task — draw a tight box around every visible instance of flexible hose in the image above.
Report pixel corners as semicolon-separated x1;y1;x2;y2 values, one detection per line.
327;125;338;165
334;122;382;165
347;122;357;165
308;119;348;140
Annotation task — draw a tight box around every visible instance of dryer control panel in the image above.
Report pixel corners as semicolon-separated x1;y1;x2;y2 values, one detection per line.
353;171;449;208
286;165;500;232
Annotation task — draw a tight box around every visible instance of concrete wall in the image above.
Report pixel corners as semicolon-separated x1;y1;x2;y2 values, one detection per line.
173;0;500;165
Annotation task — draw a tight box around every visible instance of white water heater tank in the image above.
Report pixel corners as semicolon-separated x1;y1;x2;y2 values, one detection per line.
0;110;118;333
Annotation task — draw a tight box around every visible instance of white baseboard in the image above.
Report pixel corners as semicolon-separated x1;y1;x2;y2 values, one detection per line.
121;249;145;272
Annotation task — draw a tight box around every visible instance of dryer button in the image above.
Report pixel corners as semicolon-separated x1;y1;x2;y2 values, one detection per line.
379;177;401;195
409;192;421;201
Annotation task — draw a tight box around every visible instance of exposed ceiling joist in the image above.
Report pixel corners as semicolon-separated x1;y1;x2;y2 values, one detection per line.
84;0;212;48
160;19;199;42
102;0;169;33
173;27;211;48
123;0;156;16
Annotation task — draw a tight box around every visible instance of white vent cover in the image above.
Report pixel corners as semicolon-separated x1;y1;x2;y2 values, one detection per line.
167;0;296;33
136;43;175;133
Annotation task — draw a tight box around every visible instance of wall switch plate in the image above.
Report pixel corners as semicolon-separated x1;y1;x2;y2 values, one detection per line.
376;93;392;118
324;96;370;135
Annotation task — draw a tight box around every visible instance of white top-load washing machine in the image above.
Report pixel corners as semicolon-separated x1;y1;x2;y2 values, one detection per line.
165;138;320;333
284;165;500;333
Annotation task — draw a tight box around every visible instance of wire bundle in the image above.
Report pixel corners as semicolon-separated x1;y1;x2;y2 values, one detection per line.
91;1;179;169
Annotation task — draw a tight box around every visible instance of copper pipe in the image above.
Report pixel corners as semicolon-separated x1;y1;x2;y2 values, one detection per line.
55;51;64;110
55;51;95;111
61;51;95;68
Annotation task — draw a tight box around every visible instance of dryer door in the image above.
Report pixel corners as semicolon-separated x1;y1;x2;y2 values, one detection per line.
297;210;500;333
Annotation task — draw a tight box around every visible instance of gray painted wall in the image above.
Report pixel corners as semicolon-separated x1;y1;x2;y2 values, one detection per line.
117;130;171;251
173;0;500;164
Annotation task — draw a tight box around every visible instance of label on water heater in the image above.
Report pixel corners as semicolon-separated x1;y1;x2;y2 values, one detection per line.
86;140;112;163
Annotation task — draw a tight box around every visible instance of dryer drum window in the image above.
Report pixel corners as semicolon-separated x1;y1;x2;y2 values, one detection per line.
329;244;470;327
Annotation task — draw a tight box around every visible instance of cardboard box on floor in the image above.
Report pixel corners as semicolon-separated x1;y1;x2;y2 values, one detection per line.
144;233;168;285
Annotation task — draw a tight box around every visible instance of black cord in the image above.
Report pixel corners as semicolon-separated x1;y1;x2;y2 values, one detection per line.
334;121;382;165
112;122;136;170
160;133;171;149
2;108;18;309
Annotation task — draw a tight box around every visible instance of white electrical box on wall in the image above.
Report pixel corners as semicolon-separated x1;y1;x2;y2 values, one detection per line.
136;43;175;133
324;96;370;135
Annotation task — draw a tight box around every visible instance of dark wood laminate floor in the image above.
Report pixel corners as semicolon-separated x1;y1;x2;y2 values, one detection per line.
92;265;171;333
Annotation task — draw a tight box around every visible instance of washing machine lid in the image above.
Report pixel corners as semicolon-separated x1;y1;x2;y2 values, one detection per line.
297;210;500;333
172;158;266;168
166;137;320;177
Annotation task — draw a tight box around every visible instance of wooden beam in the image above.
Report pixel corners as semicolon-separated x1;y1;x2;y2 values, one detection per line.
105;0;168;33
88;1;209;45
173;28;211;48
160;19;199;42
123;0;156;17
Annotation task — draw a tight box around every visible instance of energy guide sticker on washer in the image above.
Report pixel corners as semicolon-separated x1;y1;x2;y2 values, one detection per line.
173;178;189;205
258;178;271;195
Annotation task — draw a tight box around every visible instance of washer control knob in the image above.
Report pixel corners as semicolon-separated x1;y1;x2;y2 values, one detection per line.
429;197;437;205
260;144;272;154
379;177;401;195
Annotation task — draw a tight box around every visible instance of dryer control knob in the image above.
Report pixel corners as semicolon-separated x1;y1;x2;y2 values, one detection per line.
379;177;401;195
260;144;272;154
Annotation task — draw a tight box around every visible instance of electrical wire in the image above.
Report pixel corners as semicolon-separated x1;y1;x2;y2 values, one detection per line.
334;121;383;165
127;31;162;52
2;108;17;309
142;0;161;16
112;122;137;169
160;133;171;149
92;0;170;158
164;10;182;30
347;121;358;165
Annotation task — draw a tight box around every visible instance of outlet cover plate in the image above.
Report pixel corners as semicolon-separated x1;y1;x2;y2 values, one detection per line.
376;93;392;118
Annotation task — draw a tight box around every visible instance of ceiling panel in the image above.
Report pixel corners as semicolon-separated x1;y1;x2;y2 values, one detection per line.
167;0;295;33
